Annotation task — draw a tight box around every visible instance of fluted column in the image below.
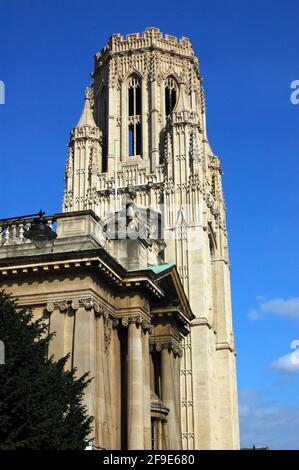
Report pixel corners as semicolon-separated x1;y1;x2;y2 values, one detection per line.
95;313;106;449
73;301;96;436
157;420;163;450
46;300;74;370
109;324;121;449
161;348;182;449
47;302;65;360
127;320;144;449
142;328;151;449
102;317;114;449
64;309;74;370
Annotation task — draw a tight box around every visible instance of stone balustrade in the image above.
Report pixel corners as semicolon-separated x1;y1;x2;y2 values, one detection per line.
0;217;56;247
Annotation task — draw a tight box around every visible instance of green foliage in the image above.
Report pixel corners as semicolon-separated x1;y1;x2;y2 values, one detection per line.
0;291;93;450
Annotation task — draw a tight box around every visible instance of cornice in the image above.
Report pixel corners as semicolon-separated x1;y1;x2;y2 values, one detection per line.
0;249;165;300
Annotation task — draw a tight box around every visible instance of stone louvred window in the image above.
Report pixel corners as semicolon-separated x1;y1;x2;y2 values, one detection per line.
165;76;177;116
128;75;141;157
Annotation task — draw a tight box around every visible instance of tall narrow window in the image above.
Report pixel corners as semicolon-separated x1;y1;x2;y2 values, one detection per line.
99;87;108;172
129;125;134;156
165;77;177;116
128;75;141;157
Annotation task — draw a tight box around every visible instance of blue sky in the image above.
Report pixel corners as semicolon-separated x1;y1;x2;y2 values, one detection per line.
0;0;298;449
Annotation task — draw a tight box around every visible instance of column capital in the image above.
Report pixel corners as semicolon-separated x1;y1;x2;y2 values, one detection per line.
120;315;151;332
150;340;183;358
45;297;115;320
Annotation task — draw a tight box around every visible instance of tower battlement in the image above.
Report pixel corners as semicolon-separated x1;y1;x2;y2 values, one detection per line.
95;27;195;64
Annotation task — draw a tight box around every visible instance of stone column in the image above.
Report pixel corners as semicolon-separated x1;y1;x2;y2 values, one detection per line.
127;320;144;449
102;317;114;449
157;420;163;450
161;347;182;449
73;301;96;438
47;302;65;360
64;308;75;370
95;313;107;449
142;328;151;449
150;350;155;392
46;300;74;370
109;324;121;449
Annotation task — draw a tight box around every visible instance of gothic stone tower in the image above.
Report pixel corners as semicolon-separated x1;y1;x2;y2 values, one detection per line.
63;27;240;450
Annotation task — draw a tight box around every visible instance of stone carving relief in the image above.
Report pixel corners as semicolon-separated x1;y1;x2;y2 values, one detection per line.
104;317;113;352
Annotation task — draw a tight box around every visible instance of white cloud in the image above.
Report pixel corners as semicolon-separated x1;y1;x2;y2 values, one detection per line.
271;350;299;373
248;296;299;321
261;297;299;319
248;308;260;320
239;389;299;449
256;295;267;302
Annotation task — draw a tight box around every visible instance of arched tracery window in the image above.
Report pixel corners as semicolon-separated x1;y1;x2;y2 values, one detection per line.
128;75;141;157
165;77;177;116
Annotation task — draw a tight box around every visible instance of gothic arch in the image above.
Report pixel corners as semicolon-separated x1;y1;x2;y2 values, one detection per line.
124;69;144;82
162;70;180;83
164;75;179;116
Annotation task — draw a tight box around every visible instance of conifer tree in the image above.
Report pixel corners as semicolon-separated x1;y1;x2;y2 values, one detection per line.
0;291;93;450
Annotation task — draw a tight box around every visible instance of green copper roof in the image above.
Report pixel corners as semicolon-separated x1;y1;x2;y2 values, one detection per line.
147;263;174;274
130;263;174;274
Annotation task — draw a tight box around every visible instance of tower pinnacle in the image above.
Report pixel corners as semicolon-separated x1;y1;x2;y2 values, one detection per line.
75;88;97;128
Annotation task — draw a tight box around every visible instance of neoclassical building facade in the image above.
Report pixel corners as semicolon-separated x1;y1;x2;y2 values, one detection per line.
0;28;239;449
